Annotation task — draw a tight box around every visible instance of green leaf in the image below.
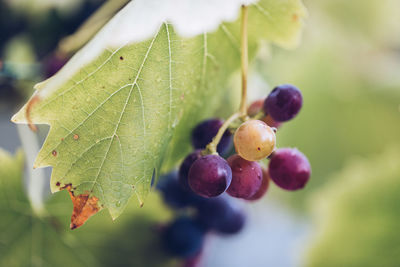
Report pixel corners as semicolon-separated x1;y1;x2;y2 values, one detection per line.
305;147;400;267
12;0;306;224
0;148;176;266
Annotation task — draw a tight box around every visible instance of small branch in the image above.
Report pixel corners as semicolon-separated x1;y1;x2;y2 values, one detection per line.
239;5;249;118
17;124;47;216
205;112;240;154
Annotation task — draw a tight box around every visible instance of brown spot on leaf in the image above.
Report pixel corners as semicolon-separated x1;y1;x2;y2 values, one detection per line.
119;56;124;60
73;134;79;140
52;150;57;156
56;182;60;186
292;13;299;22
26;95;40;132
257;147;261;151
61;185;101;230
180;93;185;100
61;137;64;141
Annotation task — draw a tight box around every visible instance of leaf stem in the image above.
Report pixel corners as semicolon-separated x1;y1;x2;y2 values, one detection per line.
205;112;240;154
239;5;249;119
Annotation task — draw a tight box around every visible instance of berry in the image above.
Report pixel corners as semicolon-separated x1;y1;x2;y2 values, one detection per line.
248;168;270;201
268;148;311;190
191;118;232;154
234;120;276;161
179;150;202;191
162;216;205;258
188;155;232;197
247;99;264;116
262;114;281;129
157;171;204;208
226;154;262;199
196;196;246;234
263;84;302;122
248;99;282;128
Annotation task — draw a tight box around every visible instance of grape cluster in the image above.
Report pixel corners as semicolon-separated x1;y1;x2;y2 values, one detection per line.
157;172;246;264
157;84;311;266
181;84;311;200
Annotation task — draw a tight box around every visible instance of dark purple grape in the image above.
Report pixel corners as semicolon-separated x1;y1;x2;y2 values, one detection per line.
162;216;205;258
263;84;303;122
191;118;232;154
196;196;246;234
157;171;205;209
179;150;202;191
226;154;263;199
248;168;270;201
188;155;232;198
268;148;311;190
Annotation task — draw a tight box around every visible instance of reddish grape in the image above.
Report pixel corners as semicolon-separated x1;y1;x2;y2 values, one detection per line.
263;84;303;122
268;148;311;190
234;119;276;161
226;154;262;199
262;114;281;129
191;118;231;154
247;99;264;116
188;155;232;198
248;99;282;128
179;150;202;191
248;168;270;201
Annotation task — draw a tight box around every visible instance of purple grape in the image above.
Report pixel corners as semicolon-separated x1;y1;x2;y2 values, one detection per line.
179;150;202;191
226;154;263;199
263;84;303;122
268;148;311;191
162;216;205;258
157;171;205;209
188;155;232;198
191;118;232;154
196;196;246;234
248;168;270;201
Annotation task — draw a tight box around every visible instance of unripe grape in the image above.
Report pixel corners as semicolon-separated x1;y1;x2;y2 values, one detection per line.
268;148;311;190
188;155;232;198
179;150;202;191
248;168;270;201
234;120;276;161
263;84;303;122
162;216;205;258
226;154;262;199
191;118;231;154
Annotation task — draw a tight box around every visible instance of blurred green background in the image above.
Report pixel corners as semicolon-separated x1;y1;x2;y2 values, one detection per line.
0;0;399;266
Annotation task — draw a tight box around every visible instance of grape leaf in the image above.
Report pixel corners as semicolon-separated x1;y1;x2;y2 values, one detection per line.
305;147;400;267
0;148;177;267
11;0;306;227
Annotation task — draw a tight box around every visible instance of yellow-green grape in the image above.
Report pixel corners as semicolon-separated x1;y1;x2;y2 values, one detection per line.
233;120;276;161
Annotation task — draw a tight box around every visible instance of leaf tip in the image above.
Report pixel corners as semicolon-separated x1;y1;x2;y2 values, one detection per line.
62;185;102;230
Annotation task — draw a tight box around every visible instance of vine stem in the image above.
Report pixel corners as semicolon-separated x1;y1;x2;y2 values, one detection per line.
239;5;249;118
204;5;249;155
205;112;240;154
